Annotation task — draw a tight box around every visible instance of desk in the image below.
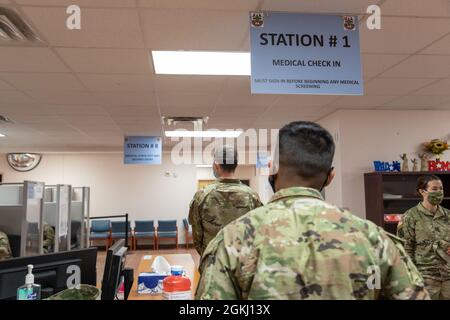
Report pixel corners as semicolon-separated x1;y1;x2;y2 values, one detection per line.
128;254;200;300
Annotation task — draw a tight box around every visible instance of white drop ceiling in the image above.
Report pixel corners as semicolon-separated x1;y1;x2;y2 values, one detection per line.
0;0;449;151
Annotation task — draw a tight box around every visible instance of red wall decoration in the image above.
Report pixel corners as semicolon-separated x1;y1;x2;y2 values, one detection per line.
428;160;450;171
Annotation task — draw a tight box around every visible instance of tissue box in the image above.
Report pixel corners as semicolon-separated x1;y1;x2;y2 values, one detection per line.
137;273;168;294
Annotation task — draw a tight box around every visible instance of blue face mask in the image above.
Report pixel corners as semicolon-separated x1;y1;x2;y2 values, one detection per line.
213;166;219;178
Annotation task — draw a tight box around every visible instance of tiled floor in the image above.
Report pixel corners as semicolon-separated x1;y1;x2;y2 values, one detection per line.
95;246;200;285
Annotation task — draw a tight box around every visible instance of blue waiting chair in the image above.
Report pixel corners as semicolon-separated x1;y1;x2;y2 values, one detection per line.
133;220;156;250
110;221;132;247
183;218;192;249
156;220;178;249
90;220;111;250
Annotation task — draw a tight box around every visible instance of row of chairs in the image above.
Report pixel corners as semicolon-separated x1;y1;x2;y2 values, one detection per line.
90;219;193;251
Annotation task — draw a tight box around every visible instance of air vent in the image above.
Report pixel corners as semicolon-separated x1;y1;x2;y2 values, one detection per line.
162;116;209;126
0;115;14;124
0;7;41;42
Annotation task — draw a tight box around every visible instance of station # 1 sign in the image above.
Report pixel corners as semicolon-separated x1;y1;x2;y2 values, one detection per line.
124;136;162;165
250;12;363;95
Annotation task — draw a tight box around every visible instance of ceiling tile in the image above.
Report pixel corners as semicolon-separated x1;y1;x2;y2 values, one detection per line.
138;0;260;10
155;75;227;93
382;95;450;108
273;95;339;108
158;92;217;108
261;0;375;13
60;115;115;125
16;0;136;7
28;91;97;105
360;17;450;54
40;104;108;116
78;74;155;92
361;54;409;78
0;47;69;72
421;34;450;55
381;0;450;17
414;78;450;95
111;114;161;124
21;7;145;48
0;79;15;90
381;55;450;78
213;105;269;117
14;115;63;124
216;92;278;108
365;78;437;95
0;90;36;104
140;9;247;50
1;73;86;92
56;48;152;74
94;92;156;106
160;106;212;117
331;95;397;108
105;105;159;116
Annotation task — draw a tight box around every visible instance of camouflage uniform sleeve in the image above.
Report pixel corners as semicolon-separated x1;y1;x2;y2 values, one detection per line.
379;232;429;300
252;191;263;209
0;232;12;260
195;231;240;300
43;224;55;253
189;190;204;255
398;214;416;261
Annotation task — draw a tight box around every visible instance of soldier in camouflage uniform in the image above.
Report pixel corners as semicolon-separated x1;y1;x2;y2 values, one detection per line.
196;121;429;300
397;175;450;299
189;145;262;256
43;222;55;254
0;231;12;260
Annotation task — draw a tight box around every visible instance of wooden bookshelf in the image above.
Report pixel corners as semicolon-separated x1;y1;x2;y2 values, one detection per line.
364;172;450;234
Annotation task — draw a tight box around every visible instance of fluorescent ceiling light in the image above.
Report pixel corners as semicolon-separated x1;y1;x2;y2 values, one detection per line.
165;130;243;138
152;51;251;76
0;133;5;137
196;164;212;168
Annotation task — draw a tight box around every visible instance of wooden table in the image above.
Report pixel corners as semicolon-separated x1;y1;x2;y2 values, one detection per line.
128;253;200;300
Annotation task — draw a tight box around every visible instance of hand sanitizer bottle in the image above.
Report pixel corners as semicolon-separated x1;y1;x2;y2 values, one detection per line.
17;264;41;300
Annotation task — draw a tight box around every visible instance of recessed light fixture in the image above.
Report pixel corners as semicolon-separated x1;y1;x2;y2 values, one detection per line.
152;51;251;76
165;130;243;138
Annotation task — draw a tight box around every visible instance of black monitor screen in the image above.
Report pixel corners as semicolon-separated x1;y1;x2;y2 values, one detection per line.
0;248;97;300
101;239;127;300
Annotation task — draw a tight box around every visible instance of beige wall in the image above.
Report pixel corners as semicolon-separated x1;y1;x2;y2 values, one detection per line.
0;153;261;243
319;109;450;218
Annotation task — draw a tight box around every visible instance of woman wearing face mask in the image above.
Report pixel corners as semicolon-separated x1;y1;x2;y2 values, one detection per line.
397;175;450;299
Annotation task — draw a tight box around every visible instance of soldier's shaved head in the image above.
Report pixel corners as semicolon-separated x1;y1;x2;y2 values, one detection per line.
214;145;238;173
278;121;335;188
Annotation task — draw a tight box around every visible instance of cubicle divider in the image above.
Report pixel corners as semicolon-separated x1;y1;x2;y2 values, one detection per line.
44;185;72;253
0;181;45;257
71;187;90;249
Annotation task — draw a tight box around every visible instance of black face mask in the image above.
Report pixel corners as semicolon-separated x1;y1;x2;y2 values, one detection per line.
268;173;277;193
269;167;334;193
319;167;334;192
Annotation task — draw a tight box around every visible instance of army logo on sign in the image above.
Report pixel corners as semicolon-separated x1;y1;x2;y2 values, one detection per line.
250;12;264;28
343;16;356;30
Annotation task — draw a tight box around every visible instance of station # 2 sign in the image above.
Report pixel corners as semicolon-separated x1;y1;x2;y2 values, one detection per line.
124;136;162;164
250;12;363;95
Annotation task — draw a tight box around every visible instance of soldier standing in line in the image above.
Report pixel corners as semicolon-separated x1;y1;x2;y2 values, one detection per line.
189;145;262;256
196;121;429;300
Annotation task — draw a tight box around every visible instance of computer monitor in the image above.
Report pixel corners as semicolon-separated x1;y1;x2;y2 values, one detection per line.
0;247;97;300
101;239;128;300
